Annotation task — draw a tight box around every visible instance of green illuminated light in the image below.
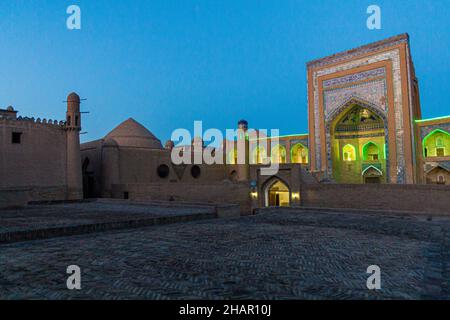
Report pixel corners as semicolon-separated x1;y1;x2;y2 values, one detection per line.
415;115;450;123
250;133;309;141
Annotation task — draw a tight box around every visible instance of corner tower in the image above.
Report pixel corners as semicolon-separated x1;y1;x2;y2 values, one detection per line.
65;92;83;199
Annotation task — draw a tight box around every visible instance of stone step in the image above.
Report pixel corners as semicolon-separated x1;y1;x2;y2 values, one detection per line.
0;211;217;245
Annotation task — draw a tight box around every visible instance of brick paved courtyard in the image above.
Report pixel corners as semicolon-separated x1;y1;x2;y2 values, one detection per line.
0;208;449;299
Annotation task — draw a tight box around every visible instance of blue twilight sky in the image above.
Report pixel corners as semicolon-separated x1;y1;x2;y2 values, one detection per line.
0;0;449;143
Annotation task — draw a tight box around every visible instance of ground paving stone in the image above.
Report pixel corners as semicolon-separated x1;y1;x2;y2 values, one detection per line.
0;208;449;300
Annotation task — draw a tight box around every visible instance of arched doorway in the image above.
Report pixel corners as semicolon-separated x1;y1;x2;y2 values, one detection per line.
362;165;382;183
426;166;449;185
264;179;290;207
82;157;96;198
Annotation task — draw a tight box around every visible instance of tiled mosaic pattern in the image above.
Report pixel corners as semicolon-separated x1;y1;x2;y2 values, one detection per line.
322;67;386;89
324;79;387;120
420;123;450;140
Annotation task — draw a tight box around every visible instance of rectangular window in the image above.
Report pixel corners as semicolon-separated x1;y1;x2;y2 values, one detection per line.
12;132;22;144
436;148;445;157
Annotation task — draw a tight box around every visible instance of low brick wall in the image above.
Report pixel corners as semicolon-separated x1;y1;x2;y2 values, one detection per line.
0;186;68;209
215;204;241;218
0;188;29;209
112;182;252;215
301;184;450;214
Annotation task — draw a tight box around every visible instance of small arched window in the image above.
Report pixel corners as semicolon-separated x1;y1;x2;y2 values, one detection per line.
290;143;309;164
343;144;356;161
252;146;267;164
271;145;287;164
228;149;237;164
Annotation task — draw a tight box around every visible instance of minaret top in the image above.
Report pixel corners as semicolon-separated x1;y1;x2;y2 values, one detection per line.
238;119;248;132
67;92;81;113
67;92;80;102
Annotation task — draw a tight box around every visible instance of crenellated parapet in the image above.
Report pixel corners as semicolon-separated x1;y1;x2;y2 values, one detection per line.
0;115;66;130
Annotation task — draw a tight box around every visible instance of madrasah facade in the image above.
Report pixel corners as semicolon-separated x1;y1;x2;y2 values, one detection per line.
1;34;449;213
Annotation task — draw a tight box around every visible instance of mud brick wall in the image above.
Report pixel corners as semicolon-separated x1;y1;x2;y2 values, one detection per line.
112;182;252;214
0;186;68;209
301;184;450;214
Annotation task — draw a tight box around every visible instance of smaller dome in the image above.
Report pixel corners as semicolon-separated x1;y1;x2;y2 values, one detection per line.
6;106;14;111
67;92;80;102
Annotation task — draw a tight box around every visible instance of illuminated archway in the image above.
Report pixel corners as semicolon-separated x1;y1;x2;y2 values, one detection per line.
362;142;380;161
291;143;309;164
423;129;450;158
252;146;267;164
329;101;387;183
228;149;237;164
271;145;287;164
342;144;356;161
264;178;290;207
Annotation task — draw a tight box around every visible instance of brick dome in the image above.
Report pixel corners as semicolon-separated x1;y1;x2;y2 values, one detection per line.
105;118;163;149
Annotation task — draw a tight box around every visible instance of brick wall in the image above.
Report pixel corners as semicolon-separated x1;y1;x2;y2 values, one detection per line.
0;186;68;209
0;120;67;189
301;184;450;214
112;182;252;214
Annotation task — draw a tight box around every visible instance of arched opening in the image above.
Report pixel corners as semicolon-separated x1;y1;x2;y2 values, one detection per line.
271;144;286;164
229;170;238;182
362;142;380;161
423;129;450;158
252;146;267;164
264;178;290;207
228;149;237;164
291;143;309;164
342;144;356;161
426;166;449;185
82;157;95;198
362;165;382;184
330;102;387;183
